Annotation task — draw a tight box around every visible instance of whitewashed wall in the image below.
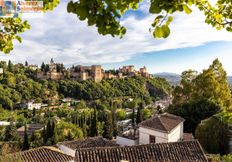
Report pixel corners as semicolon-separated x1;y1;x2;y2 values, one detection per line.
139;123;183;144
116;136;139;146
168;123;183;142
139;127;168;144
58;145;76;157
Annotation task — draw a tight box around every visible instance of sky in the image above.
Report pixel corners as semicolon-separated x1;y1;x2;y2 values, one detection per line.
0;0;232;75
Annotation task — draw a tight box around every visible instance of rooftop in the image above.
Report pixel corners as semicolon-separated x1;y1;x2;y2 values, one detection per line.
0;146;73;162
138;113;185;133
75;140;208;162
58;137;119;150
17;123;44;138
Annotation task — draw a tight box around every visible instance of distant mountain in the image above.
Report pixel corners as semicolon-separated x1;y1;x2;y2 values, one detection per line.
153;73;181;85
228;76;232;85
154;73;232;86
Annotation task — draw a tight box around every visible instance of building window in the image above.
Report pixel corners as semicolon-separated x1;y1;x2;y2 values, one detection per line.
150;135;156;143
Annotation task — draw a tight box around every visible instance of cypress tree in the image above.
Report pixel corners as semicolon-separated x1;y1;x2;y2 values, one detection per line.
52;125;58;145
32;108;36;117
111;106;117;137
41;62;45;72
136;102;143;124
131;108;135;127
42;126;47;144
89;108;98;137
103;113;113;140
22;124;30;150
25;61;28;66
7;60;14;72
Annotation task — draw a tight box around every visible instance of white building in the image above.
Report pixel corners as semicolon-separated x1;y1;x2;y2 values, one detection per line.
116;113;185;146
116;128;139;146
138;113;184;144
0;121;10;126
26;101;42;110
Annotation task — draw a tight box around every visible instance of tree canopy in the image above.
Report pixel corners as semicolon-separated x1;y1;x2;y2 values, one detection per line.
0;0;232;53
173;59;231;109
169;59;231;133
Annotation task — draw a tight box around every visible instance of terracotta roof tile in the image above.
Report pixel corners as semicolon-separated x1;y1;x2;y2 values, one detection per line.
58;137;119;150
138;113;185;133
75;140;208;162
1;147;73;162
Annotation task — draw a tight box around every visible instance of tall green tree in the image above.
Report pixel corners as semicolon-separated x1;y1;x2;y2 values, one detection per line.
89;108;98;137
7;60;14;73
103;113;113;140
194;59;231;108
111;107;117;137
173;59;231;109
136;102;143;124
22;124;30;150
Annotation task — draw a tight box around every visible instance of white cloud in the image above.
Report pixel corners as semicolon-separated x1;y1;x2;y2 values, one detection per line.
0;1;232;67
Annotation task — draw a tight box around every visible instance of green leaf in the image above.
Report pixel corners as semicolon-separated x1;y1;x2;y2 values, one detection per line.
154;27;163;38
15;36;22;43
161;25;170;38
67;1;74;13
183;4;192;14
166;16;173;26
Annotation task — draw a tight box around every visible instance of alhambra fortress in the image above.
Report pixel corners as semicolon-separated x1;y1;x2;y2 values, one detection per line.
36;59;153;82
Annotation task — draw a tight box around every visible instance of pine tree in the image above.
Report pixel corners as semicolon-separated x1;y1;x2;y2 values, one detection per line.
22;124;30;150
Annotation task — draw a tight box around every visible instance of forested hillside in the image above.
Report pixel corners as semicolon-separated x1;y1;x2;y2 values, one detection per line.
0;61;171;109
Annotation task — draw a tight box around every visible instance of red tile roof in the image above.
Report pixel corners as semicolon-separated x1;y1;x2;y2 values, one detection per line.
138;113;185;133
58;137;119;150
1;147;73;162
75;140;208;162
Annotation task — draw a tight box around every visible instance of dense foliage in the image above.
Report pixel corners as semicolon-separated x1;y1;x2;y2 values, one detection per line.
169;59;231;134
168;99;220;133
173;59;231;108
168;59;232;155
0;61;165;152
57;76;171;101
0;61;170;109
195;115;229;154
0;61;57;109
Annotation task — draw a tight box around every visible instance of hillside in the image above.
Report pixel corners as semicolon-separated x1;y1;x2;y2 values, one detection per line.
0;61;171;109
154;73;181;85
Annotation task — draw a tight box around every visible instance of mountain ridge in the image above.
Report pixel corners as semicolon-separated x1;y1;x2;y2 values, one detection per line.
154;72;232;85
